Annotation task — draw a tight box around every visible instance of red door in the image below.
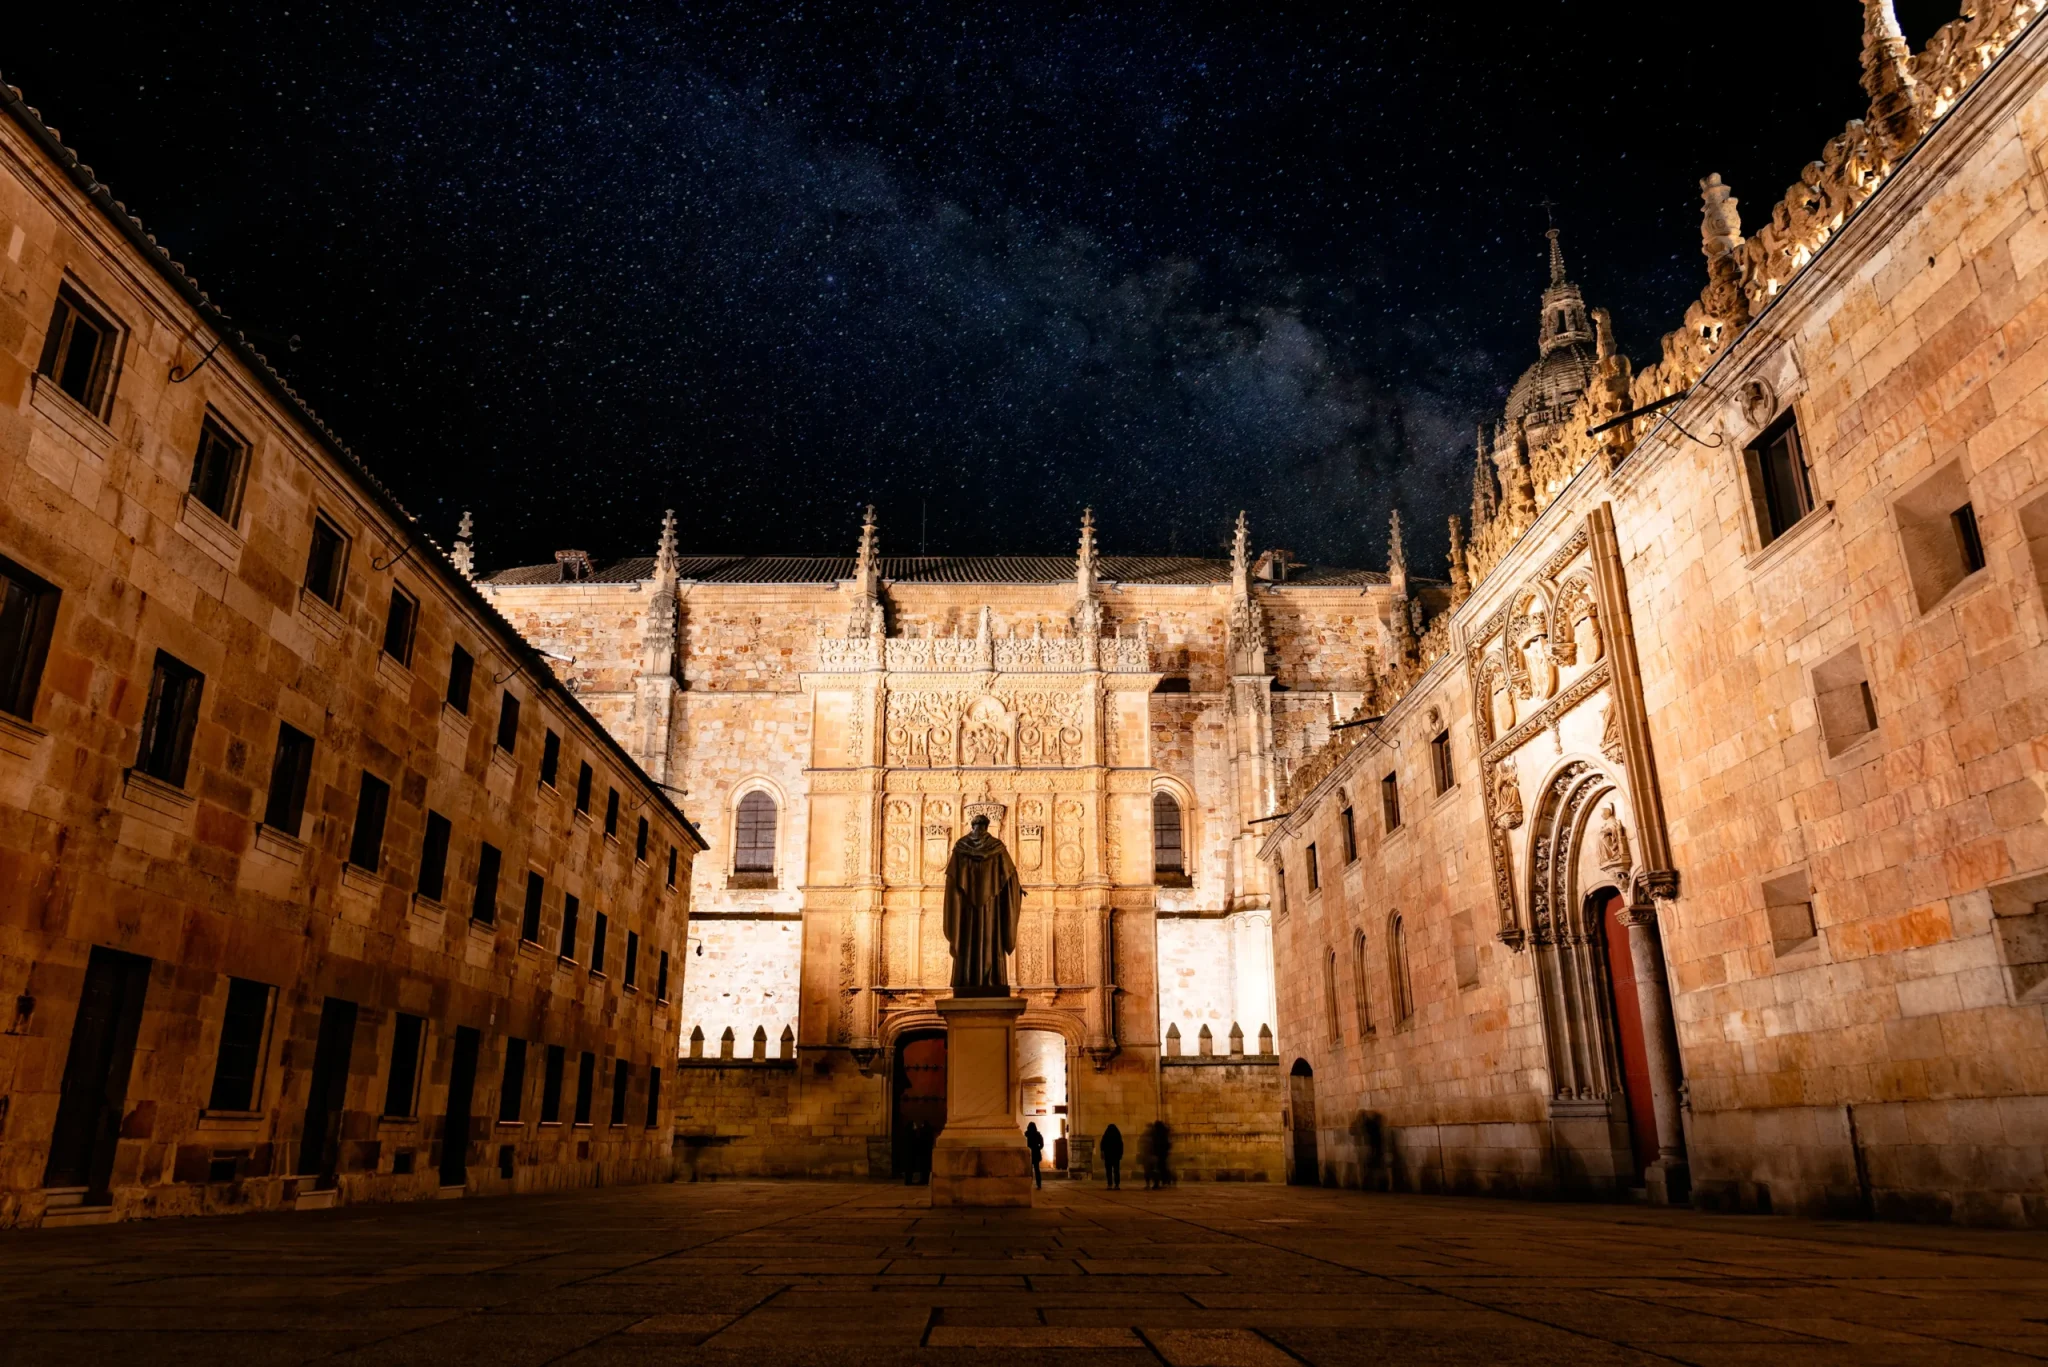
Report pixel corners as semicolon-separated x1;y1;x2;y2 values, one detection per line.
1599;891;1658;1183
892;1034;947;1175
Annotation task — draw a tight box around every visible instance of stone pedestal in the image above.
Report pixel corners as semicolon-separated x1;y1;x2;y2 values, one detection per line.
930;995;1032;1208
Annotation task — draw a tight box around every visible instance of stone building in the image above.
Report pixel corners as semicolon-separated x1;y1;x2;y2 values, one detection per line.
0;81;703;1227
1263;0;2048;1227
481;511;1423;1179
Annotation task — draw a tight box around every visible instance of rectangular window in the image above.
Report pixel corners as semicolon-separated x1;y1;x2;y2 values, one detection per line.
591;912;609;975
417;811;453;902
646;1066;661;1128
262;722;315;835
348;771;391;872
304;513;349;607
657;950;670;1003
610;1059;629;1126
446;644;474;714
1431;729;1454;795
521;871;545;944
540;729;561;788
187;413;249;523
0;553;61;721
1953;502;1987;575
381;586;418;666
1381;771;1402;833
472;842;502;923
495;691;520;753
635;816;649;862
604;788;620;839
1306;843;1320;893
135;649;204;786
498;1037;527;1123
574;1051;595;1125
540;1044;565;1123
38;283;120;416
1339;805;1357;864
206;977;274;1112
666;847;678;889
575;761;593;814
1747;412;1814;545
624;931;640;988
383;1013;424;1118
560;893;580;960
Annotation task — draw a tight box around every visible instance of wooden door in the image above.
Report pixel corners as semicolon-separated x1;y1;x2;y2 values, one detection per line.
1287;1060;1319;1185
1599;890;1658;1183
892;1033;947;1174
43;947;151;1202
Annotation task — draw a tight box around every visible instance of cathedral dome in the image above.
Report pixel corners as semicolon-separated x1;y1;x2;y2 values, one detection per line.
1501;227;1597;434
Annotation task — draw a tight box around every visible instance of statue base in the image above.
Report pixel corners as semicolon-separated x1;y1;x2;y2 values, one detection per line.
929;995;1032;1208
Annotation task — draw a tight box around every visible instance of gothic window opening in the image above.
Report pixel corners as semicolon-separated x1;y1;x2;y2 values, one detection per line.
1152;790;1187;884
735;791;778;878
1323;947;1341;1043
1746;411;1814;545
1351;929;1373;1037
1388;912;1415;1028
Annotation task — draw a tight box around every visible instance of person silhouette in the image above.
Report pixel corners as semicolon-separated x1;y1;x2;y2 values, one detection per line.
1100;1123;1124;1190
1024;1121;1045;1189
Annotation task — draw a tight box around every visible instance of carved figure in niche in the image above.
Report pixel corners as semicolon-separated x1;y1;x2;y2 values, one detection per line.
942;814;1025;995
1518;598;1557;700
1596;803;1632;880
1491;675;1517;737
1599;702;1626;765
1492;763;1525;831
961;696;1012;767
1571;600;1603;664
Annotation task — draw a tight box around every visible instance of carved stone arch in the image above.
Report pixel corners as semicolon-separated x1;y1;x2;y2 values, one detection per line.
1473;652;1516;746
1509;582;1559;700
729;775;790;881
1150;773;1197;883
1552;571;1601;668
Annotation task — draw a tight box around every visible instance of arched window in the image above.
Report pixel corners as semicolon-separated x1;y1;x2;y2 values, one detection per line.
1388;912;1415;1028
734;791;777;874
1352;929;1373;1037
1152;791;1186;883
1323;947;1341;1044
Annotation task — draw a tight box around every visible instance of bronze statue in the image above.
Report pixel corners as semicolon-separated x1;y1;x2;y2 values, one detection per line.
942;814;1025;995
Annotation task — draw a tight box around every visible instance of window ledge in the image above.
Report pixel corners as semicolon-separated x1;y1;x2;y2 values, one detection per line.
196;1110;264;1130
410;893;445;919
556;955;579;970
490;748;519;779
573;807;593;825
1153;871;1193;888
0;709;48;762
495;1119;525;1129
1918;566;1994;619
468;916;497;938
297;587;346;643
252;823;306;865
339;863;382;896
517;937;545;957
376;652;413;697
175;493;246;571
1746;500;1835;573
119;769;194;828
441;703;472;733
589;970;609;982
727;871;778;890
622;983;639;995
29;372;113;458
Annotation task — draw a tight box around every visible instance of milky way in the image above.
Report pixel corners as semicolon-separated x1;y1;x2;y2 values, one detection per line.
10;2;1964;572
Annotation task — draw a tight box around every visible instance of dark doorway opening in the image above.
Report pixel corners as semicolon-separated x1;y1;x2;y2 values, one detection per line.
1287;1057;1319;1185
440;1025;479;1188
43;946;152;1203
298;997;358;1187
891;1031;946;1177
1596;888;1657;1184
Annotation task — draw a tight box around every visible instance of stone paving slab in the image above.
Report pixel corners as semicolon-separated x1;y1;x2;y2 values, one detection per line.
3;1180;2048;1364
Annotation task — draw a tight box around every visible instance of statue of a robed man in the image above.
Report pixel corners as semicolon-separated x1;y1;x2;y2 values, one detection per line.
942;814;1025;995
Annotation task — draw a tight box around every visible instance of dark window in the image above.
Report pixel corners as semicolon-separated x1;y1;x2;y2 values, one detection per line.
348;771;391;872
381;586;418;666
495;691;520;753
1339;804;1357;863
206;977;273;1112
646;1066;661;1128
383;1013;424;1117
624;931;639;988
499;1038;527;1123
604;787;620;839
591;913;609;975
1389;913;1415;1027
610;1059;629;1126
0;553;60;721
1749;412;1815;544
666;847;678;889
472;842;502;923
735;791;776;872
1324;948;1341;1044
635;816;649;862
1152;792;1185;875
446;645;474;714
1352;930;1373;1038
417;810;453;902
304;514;348;607
540;1044;565;1122
521;871;545;943
1431;729;1455;795
135;650;204;787
575;761;593;814
38;284;120;416
657;950;670;1002
1954;502;1987;575
1306;843;1320;893
574;1051;595;1125
187;414;249;523
540;729;560;788
560;893;580;960
262;723;315;835
1381;771;1402;833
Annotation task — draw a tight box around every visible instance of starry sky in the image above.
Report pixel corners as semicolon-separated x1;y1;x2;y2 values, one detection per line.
11;2;1965;574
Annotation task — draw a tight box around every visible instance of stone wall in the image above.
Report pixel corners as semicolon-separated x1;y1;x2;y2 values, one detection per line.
1159;1056;1284;1183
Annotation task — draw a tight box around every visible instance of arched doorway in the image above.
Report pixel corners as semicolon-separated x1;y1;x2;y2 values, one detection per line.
1594;888;1657;1184
1287;1058;1319;1185
1017;1029;1069;1173
891;1031;946;1177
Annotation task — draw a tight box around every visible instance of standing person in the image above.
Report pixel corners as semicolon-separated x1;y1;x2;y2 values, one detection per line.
1100;1123;1124;1189
1139;1121;1161;1190
1024;1122;1045;1189
1155;1120;1174;1188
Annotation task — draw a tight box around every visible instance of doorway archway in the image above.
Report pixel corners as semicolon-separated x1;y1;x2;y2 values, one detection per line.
891;1031;946;1177
1593;887;1657;1183
1017;1029;1069;1172
1287;1058;1319;1185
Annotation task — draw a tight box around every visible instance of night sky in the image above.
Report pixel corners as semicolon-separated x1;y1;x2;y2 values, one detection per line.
10;3;1965;575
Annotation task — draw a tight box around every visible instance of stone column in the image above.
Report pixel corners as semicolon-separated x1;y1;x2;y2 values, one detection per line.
1617;896;1689;1205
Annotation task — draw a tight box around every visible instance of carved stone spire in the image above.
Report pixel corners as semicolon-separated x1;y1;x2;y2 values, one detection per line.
1073;506;1103;638
1698;174;1752;330
653;507;679;585
1384;509;1418;667
1495;419;1539;530
645;509;680;673
848;504;884;638
1547;226;1568;288
1447;514;1470;604
1470;427;1497;530
1386;509;1409;601
1227;510;1267;675
1860;0;1921;157
450;509;475;581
